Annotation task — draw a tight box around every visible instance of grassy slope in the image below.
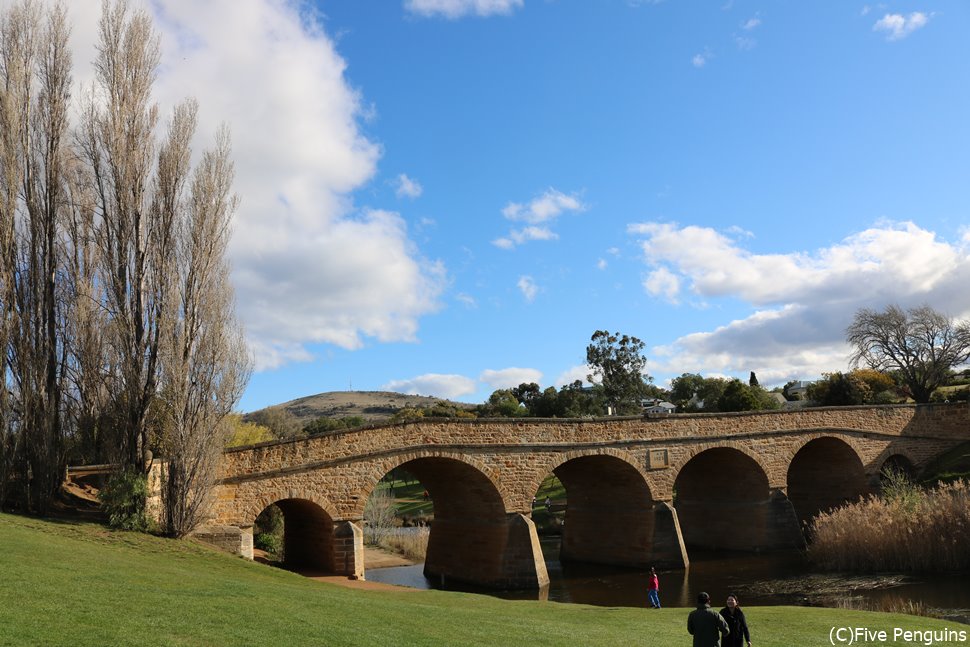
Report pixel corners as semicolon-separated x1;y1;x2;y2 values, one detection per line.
0;514;963;647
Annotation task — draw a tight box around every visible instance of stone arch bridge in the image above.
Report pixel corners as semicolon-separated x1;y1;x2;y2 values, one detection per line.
198;403;969;590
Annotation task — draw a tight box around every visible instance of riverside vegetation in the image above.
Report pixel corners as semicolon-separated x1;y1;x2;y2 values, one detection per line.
4;512;967;647
809;473;970;573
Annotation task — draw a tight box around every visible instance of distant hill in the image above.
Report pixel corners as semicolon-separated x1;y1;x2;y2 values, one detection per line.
245;391;477;426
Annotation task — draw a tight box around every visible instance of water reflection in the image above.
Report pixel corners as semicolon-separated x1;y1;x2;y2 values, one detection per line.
364;537;970;621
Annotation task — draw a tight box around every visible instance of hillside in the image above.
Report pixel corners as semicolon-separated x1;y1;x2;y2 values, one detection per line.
247;390;477;425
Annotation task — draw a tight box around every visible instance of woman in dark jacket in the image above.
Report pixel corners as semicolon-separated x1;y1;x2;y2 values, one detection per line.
719;594;751;647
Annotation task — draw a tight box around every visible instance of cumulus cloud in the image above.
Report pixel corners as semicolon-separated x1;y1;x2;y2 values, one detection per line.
494;188;585;249
692;53;708;68
479;367;543;389
382;374;478;399
643;267;681;302
42;1;446;371
517;275;539;302
405;0;524;19
395;173;424;199
873;12;930;40
629;221;970;385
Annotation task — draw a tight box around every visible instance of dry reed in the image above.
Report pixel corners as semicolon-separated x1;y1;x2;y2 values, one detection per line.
809;479;970;572
378;528;430;562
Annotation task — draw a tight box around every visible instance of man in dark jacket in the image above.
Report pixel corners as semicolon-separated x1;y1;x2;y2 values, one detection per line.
688;592;730;647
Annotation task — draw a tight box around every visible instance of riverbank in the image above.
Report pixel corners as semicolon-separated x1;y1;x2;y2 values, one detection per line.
2;512;967;646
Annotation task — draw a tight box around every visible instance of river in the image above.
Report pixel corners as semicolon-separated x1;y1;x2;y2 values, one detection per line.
365;537;970;623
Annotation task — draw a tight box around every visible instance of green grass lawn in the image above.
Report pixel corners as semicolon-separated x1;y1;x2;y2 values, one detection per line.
1;513;965;646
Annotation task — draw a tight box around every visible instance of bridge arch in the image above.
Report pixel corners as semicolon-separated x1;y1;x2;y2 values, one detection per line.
673;446;775;552
250;496;337;573
541;450;667;567
787;435;872;532
357;451;546;588
873;447;920;482
242;487;340;528
354;450;509;519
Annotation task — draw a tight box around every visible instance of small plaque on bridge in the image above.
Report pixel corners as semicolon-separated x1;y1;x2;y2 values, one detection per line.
647;448;669;470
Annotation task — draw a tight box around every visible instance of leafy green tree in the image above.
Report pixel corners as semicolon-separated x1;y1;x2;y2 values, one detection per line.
586;330;650;415
525;386;562;418
807;372;869;406
847;304;970;403
225;415;274;447
512;382;541;404
670;373;704;409
850;368;897;400
557;381;604;417
480;389;526;417
717;379;761;412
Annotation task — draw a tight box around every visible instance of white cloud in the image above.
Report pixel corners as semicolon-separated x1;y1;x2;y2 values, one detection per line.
479;367;543;389
382;374;478;399
692;53;708;68
494;188;585;249
517;275;539;302
493;225;558;249
40;1;447;371
395;174;424;199
629;221;970;385
501;188;585;224
643;267;682;302
597;258;608;270
456;293;478;308
628;221;965;306
742;16;761;30
405;0;524;19
873;12;930;41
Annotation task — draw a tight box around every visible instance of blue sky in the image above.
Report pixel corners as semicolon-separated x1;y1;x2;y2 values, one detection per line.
34;0;970;411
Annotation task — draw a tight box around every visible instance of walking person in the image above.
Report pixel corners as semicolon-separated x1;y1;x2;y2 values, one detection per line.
687;592;730;647
646;567;661;609
719;594;751;647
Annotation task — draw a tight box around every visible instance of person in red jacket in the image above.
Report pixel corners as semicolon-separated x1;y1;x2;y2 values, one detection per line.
647;566;661;609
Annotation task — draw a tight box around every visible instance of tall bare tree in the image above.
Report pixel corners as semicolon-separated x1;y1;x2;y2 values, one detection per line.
847;304;970;404
0;0;249;524
156;106;250;537
0;1;73;512
81;0;167;473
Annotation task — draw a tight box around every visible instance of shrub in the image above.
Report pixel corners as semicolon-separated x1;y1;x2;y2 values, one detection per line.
254;505;284;558
254;532;282;555
99;469;154;532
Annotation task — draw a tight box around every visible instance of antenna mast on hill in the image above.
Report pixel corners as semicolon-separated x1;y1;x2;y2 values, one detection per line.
349;377;353;392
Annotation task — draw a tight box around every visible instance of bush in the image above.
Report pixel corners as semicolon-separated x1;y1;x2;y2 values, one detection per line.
254;505;284;558
254;532;282;555
99;469;154;532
